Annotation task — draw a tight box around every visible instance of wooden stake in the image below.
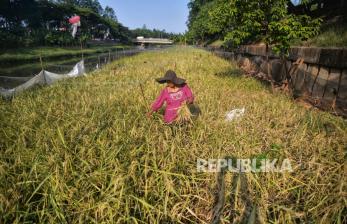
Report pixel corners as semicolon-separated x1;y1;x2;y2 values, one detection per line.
80;38;84;60
39;53;44;71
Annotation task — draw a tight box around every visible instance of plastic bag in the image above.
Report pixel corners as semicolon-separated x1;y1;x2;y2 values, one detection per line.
225;108;245;121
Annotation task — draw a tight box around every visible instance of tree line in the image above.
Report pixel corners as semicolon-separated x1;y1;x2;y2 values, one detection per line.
0;0;181;49
185;0;345;52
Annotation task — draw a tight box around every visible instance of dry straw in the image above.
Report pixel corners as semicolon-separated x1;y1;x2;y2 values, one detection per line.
0;47;346;223
176;101;193;123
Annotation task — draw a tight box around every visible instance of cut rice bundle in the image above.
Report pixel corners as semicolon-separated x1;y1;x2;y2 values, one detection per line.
176;101;193;123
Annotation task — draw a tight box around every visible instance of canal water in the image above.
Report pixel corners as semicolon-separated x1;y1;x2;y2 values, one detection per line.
0;46;166;89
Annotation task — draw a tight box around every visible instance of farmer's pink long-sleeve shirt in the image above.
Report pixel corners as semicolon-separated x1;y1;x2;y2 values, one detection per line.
151;84;194;123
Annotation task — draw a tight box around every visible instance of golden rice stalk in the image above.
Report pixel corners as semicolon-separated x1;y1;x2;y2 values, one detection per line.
176;101;192;123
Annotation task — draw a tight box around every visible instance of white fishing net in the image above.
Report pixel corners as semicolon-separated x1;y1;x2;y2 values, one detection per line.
0;60;85;99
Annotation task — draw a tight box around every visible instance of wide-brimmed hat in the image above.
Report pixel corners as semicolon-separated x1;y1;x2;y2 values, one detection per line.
155;70;185;85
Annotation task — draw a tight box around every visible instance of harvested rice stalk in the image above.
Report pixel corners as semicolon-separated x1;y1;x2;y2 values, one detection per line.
176;101;193;123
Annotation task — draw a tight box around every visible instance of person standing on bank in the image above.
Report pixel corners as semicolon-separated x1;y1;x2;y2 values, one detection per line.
147;70;195;124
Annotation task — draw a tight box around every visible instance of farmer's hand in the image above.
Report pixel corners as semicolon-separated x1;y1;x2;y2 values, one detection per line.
185;98;194;104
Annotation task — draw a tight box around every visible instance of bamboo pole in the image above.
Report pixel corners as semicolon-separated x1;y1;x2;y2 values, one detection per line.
39;53;44;71
98;55;101;65
80;38;84;60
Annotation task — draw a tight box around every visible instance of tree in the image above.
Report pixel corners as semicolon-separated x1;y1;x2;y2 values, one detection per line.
186;0;322;90
223;0;321;90
186;1;217;44
0;0;132;48
187;0;213;29
223;0;321;54
130;26;175;39
103;6;117;21
77;0;103;14
206;0;236;40
187;0;321;52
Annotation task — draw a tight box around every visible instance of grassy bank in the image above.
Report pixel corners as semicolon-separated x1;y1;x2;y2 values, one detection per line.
0;45;132;64
287;15;347;47
0;47;346;223
292;17;347;47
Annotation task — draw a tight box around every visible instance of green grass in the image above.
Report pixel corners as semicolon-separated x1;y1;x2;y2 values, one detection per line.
209;40;225;48
0;45;132;64
293;26;347;47
0;47;346;223
292;16;347;47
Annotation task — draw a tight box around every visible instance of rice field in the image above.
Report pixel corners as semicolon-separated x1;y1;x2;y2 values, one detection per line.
0;47;346;223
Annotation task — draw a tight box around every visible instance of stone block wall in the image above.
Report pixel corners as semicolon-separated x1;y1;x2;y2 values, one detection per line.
208;45;347;117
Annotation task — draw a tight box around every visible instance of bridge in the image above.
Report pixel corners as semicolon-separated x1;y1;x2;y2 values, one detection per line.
133;37;173;45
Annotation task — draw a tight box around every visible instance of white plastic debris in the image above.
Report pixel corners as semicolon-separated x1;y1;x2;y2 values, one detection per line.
225;108;245;121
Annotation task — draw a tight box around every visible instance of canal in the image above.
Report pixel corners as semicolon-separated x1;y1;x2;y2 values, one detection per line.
0;46;167;89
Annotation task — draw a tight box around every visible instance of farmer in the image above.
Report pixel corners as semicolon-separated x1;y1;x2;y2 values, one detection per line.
147;70;194;123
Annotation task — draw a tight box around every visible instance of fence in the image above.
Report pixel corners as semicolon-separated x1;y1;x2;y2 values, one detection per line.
0;46;168;99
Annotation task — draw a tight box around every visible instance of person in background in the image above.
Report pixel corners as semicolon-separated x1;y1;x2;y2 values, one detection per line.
147;70;194;123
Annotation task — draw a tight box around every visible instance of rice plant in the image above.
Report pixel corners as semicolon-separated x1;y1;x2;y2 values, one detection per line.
176;101;193;124
0;46;346;223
